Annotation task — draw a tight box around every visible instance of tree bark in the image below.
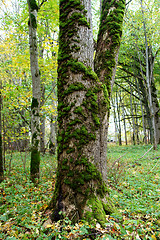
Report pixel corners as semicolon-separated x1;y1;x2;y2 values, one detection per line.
94;0;125;178
140;0;158;149
0;82;3;183
130;86;136;145
39;38;46;154
49;86;57;155
116;91;122;145
27;0;41;183
120;92;127;145
50;0;125;226
40;84;45;153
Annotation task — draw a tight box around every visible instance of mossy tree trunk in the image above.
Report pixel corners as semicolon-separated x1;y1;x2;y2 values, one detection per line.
50;0;125;226
94;0;125;179
27;0;41;183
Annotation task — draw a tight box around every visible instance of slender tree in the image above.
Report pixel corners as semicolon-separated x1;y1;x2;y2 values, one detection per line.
27;0;41;183
50;0;125;225
0;81;3;183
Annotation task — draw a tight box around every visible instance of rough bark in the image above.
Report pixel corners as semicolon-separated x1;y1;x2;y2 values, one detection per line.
27;0;41;183
49;0;125;226
94;0;125;177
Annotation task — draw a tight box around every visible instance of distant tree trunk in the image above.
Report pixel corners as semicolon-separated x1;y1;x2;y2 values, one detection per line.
151;80;160;144
49;88;57;155
49;115;56;155
116;91;122;145
2;115;6;170
40;84;45;153
112;98;118;143
49;0;125;226
130;86;136;145
136;78;147;144
27;0;41;183
39;37;46;154
141;0;159;149
120;93;127;145
0;83;3;183
134;104;139;144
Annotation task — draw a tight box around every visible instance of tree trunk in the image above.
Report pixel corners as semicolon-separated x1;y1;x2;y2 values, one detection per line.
120;92;127;145
151;80;160;144
134;103;140;144
49;0;125;226
112;98;118;143
39;37;46;154
130;86;136;145
95;0;125;176
141;0;157;149
116;91;122;145
0;83;3;183
40;84;45;153
27;0;41;183
49;87;57;155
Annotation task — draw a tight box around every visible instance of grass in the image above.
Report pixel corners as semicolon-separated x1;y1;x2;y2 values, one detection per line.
0;145;160;239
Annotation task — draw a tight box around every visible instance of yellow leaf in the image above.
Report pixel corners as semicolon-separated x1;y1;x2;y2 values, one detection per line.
151;235;157;240
46;224;53;228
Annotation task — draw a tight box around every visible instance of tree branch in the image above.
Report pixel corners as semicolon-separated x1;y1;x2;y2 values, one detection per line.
39;0;47;9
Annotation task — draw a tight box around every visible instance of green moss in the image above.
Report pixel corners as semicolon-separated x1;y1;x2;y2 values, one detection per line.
52;0;116;224
30;149;40;183
31;97;39;109
92;113;100;126
66;147;75;154
102;197;117;215
85;196;107;227
68;118;82;126
64;82;86;95
28;0;39;11
95;0;125;98
84;195;117;227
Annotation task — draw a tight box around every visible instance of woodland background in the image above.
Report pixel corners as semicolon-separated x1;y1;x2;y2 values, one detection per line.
0;0;160;239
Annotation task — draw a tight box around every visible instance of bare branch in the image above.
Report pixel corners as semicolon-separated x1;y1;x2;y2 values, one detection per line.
39;0;47;9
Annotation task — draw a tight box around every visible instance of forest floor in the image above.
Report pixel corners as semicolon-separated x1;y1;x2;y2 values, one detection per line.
0;145;160;239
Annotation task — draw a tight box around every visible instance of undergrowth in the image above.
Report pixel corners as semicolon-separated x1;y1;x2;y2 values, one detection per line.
0;145;159;239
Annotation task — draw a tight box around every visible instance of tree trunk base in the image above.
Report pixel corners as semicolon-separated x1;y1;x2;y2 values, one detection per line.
49;188;118;227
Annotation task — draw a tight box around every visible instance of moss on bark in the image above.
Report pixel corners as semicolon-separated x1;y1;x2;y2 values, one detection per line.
30;149;40;183
50;0;122;226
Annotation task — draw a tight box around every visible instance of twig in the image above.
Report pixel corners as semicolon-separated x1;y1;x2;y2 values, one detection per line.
110;153;127;169
135;146;153;163
39;0;47;9
147;158;160;174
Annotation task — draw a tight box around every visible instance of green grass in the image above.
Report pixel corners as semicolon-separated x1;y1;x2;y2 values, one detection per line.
0;145;160;239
